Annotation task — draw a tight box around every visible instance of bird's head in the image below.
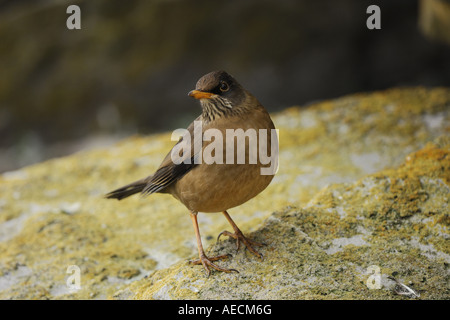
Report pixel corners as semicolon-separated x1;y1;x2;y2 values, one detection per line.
188;71;248;121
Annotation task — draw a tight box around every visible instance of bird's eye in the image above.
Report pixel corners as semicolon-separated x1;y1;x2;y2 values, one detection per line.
219;81;229;92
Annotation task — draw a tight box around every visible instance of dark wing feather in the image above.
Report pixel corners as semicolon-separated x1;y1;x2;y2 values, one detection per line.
141;116;202;195
141;156;196;195
105;116;201;199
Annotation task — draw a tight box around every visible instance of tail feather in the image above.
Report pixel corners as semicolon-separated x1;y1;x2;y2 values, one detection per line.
105;179;147;200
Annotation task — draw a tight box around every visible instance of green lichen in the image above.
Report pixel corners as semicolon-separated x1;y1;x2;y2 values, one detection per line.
0;87;448;299
127;138;449;300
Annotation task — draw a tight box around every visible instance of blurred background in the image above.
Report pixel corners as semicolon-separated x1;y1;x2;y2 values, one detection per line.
0;0;449;172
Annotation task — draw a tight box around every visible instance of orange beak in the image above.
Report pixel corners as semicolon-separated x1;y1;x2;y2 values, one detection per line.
188;90;214;99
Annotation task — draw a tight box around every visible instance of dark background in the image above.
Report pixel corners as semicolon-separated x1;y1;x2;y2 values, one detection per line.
0;0;449;172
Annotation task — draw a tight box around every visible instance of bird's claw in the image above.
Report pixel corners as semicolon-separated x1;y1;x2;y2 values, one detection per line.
190;254;238;276
217;230;264;260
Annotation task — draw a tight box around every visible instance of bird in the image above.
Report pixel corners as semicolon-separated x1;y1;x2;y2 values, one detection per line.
106;70;277;276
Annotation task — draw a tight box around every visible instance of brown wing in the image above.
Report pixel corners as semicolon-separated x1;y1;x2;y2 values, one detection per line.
141;116;201;195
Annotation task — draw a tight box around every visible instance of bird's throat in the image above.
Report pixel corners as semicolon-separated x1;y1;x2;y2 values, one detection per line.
200;97;232;122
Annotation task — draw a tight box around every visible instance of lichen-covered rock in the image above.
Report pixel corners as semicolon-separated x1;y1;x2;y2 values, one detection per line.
0;87;448;299
117;137;450;300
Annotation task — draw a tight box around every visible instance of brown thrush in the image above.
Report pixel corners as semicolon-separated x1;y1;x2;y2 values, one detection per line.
106;71;277;276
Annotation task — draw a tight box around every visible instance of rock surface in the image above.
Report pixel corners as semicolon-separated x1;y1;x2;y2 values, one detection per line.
0;87;449;299
120;137;449;299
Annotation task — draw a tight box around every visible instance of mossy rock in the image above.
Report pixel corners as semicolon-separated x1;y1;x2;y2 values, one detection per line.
0;87;448;299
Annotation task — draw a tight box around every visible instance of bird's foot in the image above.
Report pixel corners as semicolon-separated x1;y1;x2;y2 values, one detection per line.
190;253;238;276
217;230;264;260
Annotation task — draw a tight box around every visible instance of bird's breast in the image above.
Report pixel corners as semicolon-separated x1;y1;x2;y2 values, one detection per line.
169;110;276;213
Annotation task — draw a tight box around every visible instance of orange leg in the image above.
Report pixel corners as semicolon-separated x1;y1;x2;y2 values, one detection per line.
189;211;238;276
217;211;264;259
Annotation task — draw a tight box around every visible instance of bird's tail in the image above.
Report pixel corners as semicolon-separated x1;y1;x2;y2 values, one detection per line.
105;178;148;200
